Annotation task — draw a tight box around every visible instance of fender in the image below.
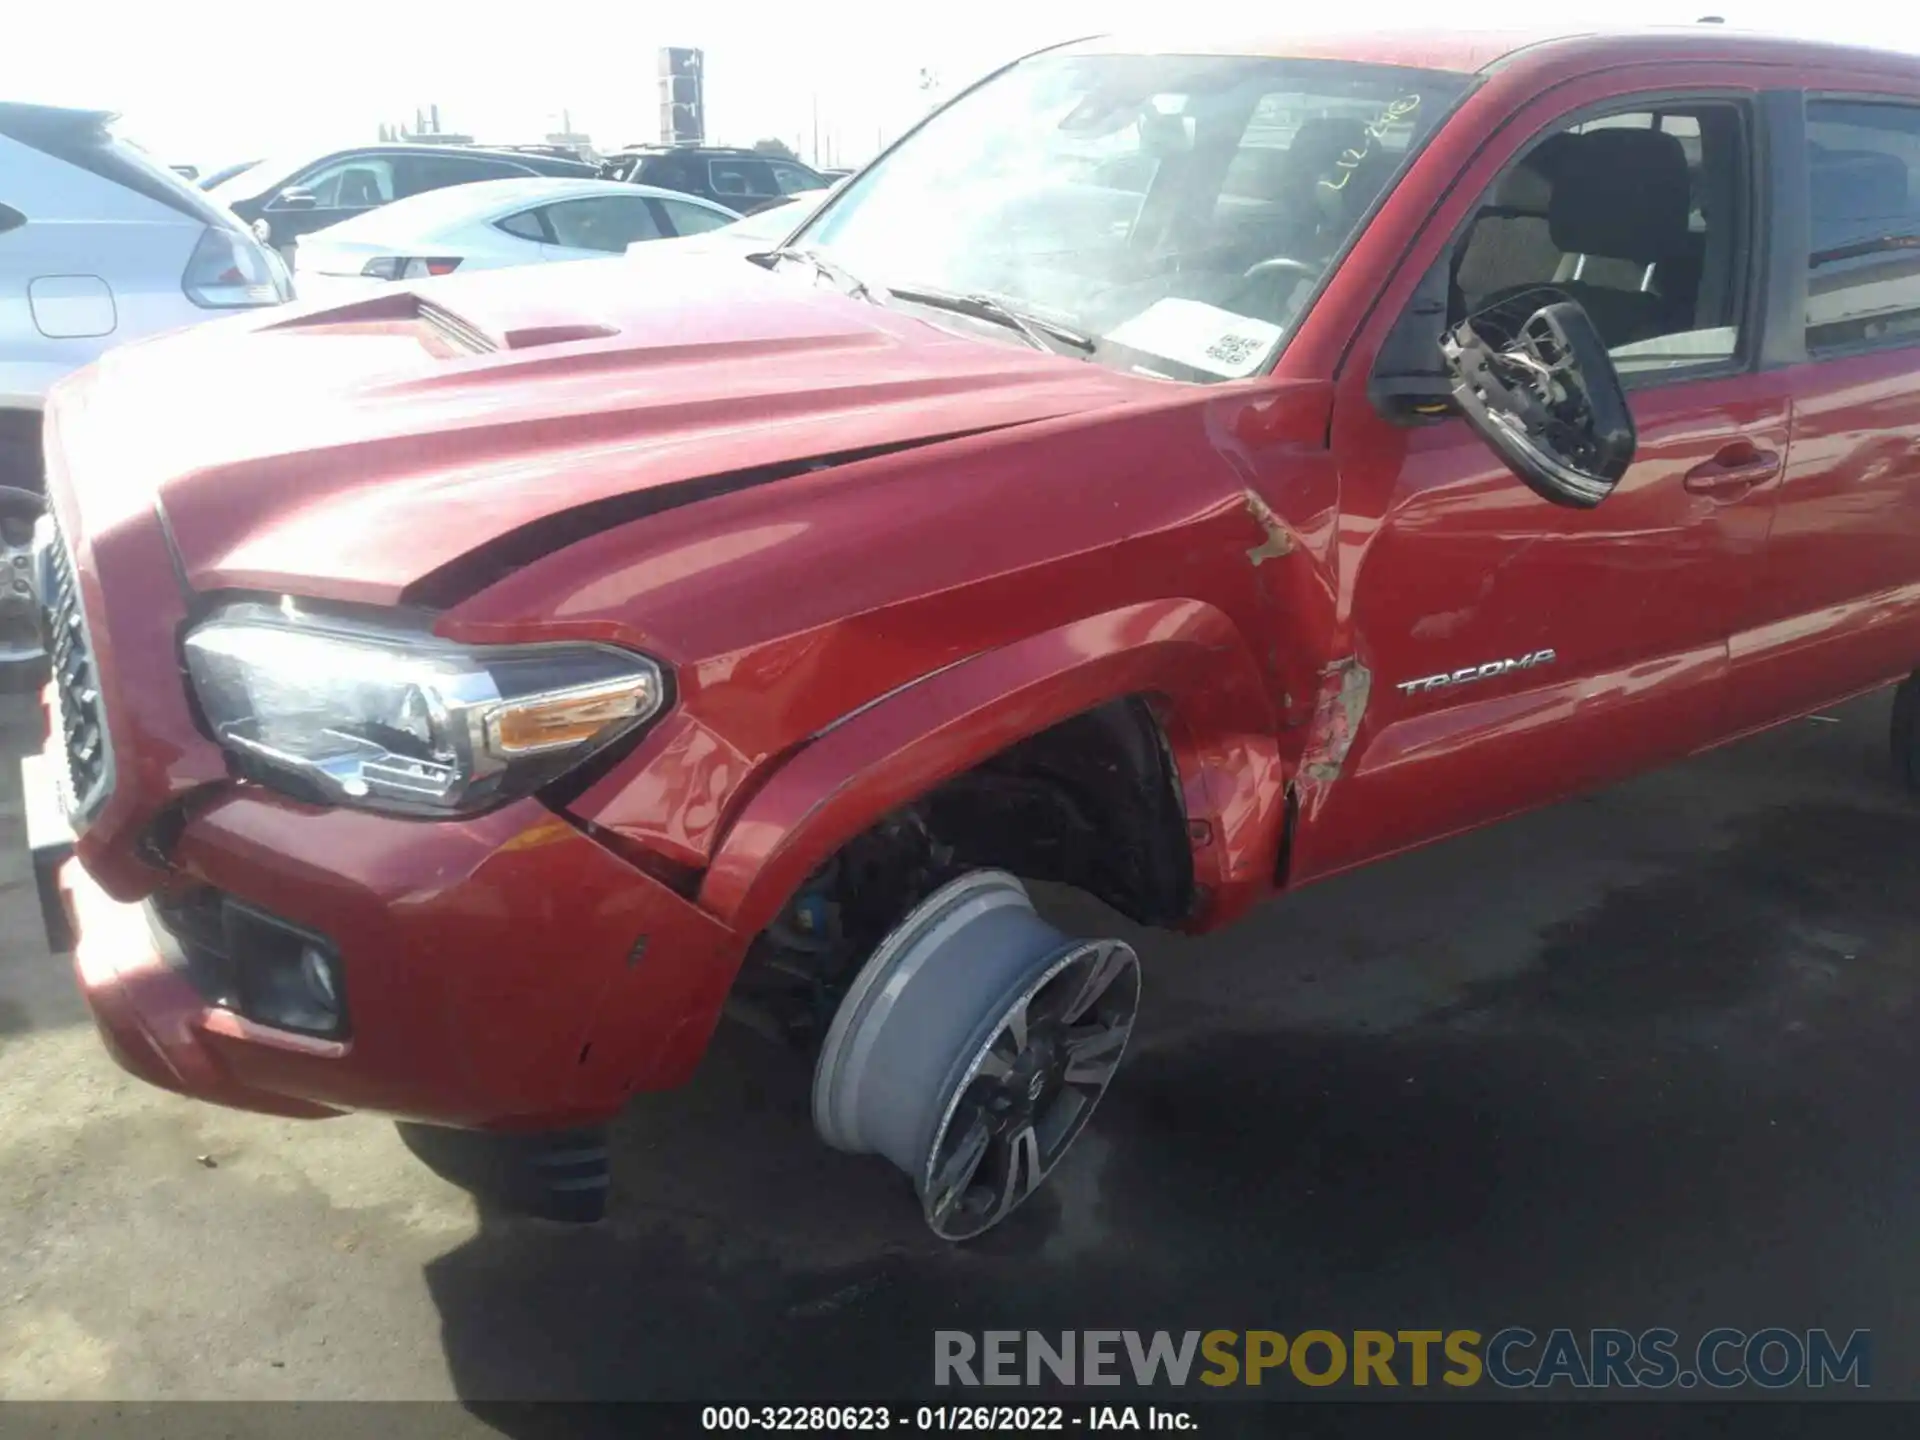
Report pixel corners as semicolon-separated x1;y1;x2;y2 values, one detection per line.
698;599;1286;939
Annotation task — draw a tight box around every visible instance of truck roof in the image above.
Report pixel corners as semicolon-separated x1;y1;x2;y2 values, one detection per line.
1079;26;1920;79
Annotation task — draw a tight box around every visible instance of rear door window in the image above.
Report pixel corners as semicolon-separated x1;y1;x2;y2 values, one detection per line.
543;195;664;251
658;197;733;235
1803;100;1920;351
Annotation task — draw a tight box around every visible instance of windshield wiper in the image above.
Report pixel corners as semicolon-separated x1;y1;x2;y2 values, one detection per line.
748;246;884;303
885;284;1096;355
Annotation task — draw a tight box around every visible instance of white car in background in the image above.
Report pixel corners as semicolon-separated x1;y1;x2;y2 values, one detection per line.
1;102;290;667
292;177;740;299
630;187;833;259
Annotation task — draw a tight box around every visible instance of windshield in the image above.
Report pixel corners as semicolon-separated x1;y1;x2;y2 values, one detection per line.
799;51;1468;382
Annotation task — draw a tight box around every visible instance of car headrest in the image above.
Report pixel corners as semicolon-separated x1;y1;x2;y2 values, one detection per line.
338;171;381;207
1288;117;1370;177
1548;127;1692;262
1490;131;1579;209
1234;118;1373;217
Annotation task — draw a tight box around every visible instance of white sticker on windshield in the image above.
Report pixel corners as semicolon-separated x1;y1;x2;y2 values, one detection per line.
1104;299;1283;379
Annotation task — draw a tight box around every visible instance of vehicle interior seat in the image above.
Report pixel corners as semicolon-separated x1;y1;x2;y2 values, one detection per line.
1473;127;1695;348
1453;134;1568;311
1281;117;1372;232
1211;117;1370;268
338;170;383;207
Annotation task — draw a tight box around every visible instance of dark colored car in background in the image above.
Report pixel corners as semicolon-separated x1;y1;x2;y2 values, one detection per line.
209;144;598;254
600;145;827;214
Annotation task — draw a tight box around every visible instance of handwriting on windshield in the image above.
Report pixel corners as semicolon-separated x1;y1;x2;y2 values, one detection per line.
1316;94;1422;193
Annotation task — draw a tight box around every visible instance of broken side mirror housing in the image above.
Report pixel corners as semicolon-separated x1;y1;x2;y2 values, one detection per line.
1441;300;1635;509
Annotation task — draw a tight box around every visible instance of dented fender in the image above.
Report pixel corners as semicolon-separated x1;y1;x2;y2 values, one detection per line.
697;599;1287;938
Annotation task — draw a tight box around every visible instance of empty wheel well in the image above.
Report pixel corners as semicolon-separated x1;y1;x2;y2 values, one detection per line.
920;695;1193;928
723;696;1193;1048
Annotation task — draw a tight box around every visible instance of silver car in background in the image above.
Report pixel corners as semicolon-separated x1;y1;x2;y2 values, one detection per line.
292;177;739;301
629;187;834;260
0;102;291;666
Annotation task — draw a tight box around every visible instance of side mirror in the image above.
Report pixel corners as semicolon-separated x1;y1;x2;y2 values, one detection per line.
1442;300;1635;509
272;186;318;212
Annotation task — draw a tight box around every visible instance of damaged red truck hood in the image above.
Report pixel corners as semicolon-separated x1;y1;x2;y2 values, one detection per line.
48;254;1157;605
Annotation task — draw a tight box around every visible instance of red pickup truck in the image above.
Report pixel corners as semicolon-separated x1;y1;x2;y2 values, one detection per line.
22;27;1920;1239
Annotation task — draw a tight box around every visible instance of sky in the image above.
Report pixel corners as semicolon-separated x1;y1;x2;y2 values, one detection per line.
7;0;1920;171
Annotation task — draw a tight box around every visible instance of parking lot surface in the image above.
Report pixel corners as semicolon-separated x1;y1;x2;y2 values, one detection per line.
4;686;1919;1411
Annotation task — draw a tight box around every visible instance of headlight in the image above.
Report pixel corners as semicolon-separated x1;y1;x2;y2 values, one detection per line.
183;602;666;816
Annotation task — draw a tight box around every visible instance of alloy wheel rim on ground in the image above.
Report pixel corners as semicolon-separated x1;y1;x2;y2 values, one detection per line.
811;870;1141;1241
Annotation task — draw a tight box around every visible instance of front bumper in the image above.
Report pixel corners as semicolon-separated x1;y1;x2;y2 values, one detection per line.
27;735;747;1131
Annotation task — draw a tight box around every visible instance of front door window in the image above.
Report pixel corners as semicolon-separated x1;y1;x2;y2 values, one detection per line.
291;157;394;209
1450;104;1749;375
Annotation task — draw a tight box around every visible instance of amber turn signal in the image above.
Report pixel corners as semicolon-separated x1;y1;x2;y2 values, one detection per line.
486;677;660;756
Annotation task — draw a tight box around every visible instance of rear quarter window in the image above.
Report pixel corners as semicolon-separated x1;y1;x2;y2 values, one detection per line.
496;208;549;241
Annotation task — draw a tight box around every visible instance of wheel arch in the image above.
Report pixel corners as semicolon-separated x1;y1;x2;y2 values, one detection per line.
698;598;1286;940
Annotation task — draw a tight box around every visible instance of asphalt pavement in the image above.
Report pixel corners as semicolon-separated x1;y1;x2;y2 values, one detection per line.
4;684;1919;1424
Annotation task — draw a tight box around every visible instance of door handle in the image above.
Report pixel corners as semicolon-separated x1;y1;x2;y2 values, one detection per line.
1683;442;1781;496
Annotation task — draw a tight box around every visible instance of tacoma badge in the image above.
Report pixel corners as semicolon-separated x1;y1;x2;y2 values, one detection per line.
1396;649;1557;696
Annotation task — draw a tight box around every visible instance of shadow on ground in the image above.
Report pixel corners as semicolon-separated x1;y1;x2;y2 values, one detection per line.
407;694;1920;1424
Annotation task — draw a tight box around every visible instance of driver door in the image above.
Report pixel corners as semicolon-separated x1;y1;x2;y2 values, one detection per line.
1289;78;1791;882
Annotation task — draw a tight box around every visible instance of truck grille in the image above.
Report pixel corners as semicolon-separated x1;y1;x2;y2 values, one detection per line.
41;510;114;823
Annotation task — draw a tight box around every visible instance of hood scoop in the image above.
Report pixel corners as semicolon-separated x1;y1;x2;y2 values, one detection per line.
502;322;620;350
266;289;501;355
267;290;620;357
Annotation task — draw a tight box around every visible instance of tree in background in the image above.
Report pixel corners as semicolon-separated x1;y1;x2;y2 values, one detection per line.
752;138;800;161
